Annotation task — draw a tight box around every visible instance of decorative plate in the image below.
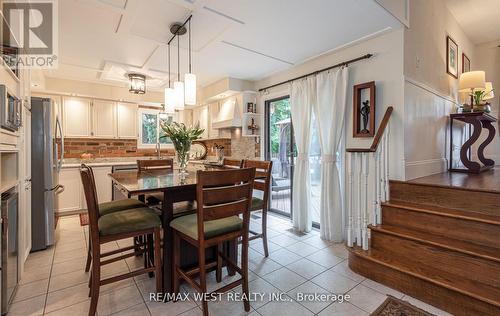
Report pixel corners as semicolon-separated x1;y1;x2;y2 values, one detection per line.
190;142;207;160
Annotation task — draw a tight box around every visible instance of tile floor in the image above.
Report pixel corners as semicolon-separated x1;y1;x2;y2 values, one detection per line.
11;214;453;316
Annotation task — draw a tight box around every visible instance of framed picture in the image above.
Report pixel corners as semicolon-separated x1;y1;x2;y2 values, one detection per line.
462;53;470;73
353;81;376;138
446;36;458;78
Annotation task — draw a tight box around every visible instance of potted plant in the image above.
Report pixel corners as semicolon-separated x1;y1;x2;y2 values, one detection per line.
472;88;494;113
160;122;204;174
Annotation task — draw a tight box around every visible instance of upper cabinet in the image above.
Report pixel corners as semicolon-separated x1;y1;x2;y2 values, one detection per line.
116;102;137;139
192;105;209;139
93;100;117;138
63;97;92;137
62;97;137;139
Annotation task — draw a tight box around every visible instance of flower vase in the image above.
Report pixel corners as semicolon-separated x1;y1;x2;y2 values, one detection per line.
175;145;191;175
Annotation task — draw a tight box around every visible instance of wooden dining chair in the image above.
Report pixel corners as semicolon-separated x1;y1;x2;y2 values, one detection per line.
170;168;256;316
222;158;243;168
242;160;273;257
80;164;162;316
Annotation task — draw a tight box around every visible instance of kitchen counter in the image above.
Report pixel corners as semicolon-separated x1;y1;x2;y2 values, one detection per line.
61;156;172;168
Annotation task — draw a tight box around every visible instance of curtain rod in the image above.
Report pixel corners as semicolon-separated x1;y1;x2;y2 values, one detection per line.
258;53;373;92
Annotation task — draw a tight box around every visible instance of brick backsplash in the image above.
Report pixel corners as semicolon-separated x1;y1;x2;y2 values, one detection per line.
61;138;175;158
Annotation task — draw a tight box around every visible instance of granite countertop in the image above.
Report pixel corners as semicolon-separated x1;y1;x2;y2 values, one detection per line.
61;156;223;168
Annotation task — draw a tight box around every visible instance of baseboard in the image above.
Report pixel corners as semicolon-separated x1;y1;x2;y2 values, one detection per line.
405;158;448;180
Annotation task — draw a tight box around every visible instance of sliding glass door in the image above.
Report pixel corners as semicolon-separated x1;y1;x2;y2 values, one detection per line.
265;96;294;218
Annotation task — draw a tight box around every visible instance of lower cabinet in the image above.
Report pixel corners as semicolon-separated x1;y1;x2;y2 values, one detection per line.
56;166;112;214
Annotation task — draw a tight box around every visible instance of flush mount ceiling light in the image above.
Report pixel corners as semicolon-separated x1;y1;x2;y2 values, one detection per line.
164;15;196;110
128;73;146;94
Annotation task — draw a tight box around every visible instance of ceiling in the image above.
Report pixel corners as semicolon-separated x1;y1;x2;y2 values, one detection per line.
42;0;401;91
446;0;500;44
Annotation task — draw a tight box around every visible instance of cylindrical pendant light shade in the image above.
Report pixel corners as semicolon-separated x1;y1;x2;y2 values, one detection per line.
174;81;184;110
164;87;176;113
184;73;196;105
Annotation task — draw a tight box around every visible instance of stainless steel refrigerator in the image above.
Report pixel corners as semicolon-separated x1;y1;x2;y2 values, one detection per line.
31;97;64;251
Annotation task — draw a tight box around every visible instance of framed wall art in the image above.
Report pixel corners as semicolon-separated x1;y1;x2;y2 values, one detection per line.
462;53;470;73
446;35;458;78
353;81;376;138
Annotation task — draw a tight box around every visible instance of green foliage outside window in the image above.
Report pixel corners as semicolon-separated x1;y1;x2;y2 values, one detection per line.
142;113;157;144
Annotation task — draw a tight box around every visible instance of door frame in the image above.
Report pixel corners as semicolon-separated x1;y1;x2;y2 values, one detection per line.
264;95;294;219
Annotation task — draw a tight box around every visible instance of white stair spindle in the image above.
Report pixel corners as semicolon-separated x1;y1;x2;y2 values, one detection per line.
356;153;362;246
362;154;369;250
347;152;354;247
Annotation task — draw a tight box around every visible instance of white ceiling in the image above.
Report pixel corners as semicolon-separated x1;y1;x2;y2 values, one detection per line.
446;0;500;44
43;0;401;90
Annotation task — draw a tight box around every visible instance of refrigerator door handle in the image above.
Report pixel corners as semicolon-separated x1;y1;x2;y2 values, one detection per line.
46;184;64;193
55;117;64;172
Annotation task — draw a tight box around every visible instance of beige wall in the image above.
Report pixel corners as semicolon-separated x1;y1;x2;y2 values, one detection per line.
402;0;479;179
255;29;406;180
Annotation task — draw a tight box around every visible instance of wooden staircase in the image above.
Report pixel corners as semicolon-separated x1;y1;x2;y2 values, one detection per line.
348;178;500;316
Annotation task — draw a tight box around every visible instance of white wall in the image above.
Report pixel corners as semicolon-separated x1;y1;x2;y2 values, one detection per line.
255;29;406;180
403;0;477;179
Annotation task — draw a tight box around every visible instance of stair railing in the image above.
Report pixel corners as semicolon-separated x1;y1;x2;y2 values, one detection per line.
346;106;393;250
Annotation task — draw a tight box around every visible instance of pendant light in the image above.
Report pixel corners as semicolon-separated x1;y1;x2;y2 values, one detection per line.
174;34;185;110
184;18;196;105
128;73;146;94
164;43;175;113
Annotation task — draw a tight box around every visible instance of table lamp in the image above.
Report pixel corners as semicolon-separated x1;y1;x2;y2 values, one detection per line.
459;71;486;110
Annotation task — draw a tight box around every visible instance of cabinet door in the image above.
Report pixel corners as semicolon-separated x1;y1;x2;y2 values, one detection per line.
93;100;116;138
208;102;219;139
117;103;137;138
63;97;92;137
198;105;209;139
56;168;83;213
92;167;112;203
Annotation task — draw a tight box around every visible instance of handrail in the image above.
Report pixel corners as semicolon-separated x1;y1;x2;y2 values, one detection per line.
346;106;393;153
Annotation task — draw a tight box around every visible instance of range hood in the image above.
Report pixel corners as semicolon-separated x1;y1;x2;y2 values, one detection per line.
212;97;241;129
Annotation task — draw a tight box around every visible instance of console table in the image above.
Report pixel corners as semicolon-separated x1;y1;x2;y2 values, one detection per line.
449;112;497;173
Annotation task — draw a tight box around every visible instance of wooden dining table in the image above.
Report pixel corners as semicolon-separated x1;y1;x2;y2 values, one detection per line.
108;165;238;294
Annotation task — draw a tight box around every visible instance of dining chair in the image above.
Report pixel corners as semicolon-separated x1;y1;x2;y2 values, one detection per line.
170;168;256;316
80;164;162;316
242;159;273;257
84;197;146;272
222;158;243;168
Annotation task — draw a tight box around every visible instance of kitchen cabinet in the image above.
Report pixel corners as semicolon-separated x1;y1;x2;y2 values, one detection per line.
116;102;138;139
208;102;220;139
92;166;112;203
192;105;209;139
92;100;117;138
56;168;83;213
63;97;92;137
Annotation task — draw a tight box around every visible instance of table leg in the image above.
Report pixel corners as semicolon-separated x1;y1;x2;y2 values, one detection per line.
478;120;496;167
162;192;174;294
459;117;482;173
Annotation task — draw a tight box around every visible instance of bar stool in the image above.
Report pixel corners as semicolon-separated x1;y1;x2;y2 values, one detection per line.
80;164;162;316
242;160;272;257
170;168;256;316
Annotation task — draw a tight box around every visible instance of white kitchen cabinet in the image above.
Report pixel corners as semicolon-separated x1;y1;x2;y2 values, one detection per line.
93;100;117;138
92;166;112;203
116;102;138;138
208;102;220;139
192;105;209;139
56;168;83;213
63;97;92;137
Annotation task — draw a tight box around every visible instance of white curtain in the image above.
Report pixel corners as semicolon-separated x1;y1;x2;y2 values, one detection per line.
314;67;349;241
290;77;315;232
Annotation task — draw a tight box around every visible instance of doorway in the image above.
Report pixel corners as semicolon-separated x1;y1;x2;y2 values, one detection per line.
265;96;294;218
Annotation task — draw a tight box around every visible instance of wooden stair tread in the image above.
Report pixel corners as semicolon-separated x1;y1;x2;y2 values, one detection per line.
390;178;500;195
349;246;500;308
383;201;500;225
370;224;500;263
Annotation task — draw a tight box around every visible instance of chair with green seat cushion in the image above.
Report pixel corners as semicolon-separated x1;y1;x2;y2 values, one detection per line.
99;199;146;216
170;213;242;240
98;207;161;236
250;197;264;211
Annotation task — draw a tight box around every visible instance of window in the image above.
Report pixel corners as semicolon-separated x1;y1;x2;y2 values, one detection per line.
138;108;176;148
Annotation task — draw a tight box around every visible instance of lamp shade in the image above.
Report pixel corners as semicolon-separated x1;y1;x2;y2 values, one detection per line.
459;71;486;92
184;73;197;105
483;82;495;100
164;87;176;113
128;74;146;94
174;81;185;110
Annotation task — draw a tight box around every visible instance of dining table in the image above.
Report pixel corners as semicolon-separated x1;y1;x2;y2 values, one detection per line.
108;165;238;295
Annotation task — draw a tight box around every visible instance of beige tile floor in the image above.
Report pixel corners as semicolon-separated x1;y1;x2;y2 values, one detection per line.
11;214;453;316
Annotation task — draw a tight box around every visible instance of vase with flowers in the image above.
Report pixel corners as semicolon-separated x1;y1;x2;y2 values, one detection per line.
160;122;204;174
472;85;494;113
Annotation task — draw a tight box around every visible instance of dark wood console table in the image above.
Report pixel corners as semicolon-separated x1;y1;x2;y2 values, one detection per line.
449;112;497;173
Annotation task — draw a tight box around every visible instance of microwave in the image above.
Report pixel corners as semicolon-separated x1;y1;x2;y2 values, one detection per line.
0;85;22;132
